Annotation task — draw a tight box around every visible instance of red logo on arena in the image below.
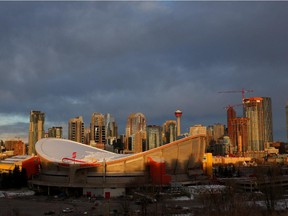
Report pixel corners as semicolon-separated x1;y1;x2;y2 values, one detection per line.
72;152;77;159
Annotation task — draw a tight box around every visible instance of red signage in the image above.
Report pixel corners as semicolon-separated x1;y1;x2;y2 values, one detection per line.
72;152;77;159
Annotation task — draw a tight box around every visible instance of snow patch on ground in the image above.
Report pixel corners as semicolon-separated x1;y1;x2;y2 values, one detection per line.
0;189;35;198
173;196;192;201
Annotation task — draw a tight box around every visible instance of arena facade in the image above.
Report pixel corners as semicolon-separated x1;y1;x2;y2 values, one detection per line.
31;135;206;197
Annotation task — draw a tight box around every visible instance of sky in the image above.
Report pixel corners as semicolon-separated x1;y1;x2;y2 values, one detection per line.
0;1;288;142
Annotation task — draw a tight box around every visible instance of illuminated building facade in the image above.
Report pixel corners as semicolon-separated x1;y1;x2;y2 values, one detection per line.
32;135;207;195
262;97;273;143
125;113;146;153
84;127;91;145
68;116;85;144
206;126;214;146
189;124;207;137
230;117;249;153
90;113;106;149
28;110;45;155
5;140;26;155
104;113;118;145
213;123;225;141
243;97;273;151
48;127;63;139
227;106;236;141
162;120;176;144
146;125;162;150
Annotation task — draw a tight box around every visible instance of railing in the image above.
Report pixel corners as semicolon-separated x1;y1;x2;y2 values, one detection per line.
58;157;101;168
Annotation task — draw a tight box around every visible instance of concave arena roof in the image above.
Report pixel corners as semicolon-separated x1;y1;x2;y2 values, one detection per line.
35;138;128;164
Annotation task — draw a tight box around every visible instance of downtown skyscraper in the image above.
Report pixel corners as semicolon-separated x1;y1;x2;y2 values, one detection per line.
48;126;63;139
162;120;177;144
229;117;249;153
146;125;162;150
125;112;146;153
262;97;273;143
90;112;106;149
243;97;273;151
68;116;85;144
28;110;45;155
104;113;118;145
90;112;118;148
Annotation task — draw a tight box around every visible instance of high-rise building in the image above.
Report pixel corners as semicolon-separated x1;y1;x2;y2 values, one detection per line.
206;126;214;146
162;120;176;144
206;123;225;151
243;97;273;151
68;116;85;144
90;113;106;149
213;123;225;141
84;127;91;145
104;113;118;145
48;127;63;139
189;124;207;136
262;97;273;143
230;117;249;153
227;106;236;141
125;112;146;153
146;125;162;150
5;140;26;155
28;110;45;155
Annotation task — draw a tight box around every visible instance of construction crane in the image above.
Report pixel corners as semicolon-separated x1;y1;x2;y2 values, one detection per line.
218;88;254;101
223;103;243;110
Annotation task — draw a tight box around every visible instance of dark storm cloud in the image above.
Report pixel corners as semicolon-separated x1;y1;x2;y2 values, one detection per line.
0;1;287;140
0;123;29;141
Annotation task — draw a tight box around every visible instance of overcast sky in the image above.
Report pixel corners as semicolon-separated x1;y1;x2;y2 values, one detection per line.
0;1;287;142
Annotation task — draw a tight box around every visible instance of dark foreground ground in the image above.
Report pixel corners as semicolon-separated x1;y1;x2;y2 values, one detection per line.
0;194;195;216
1;193;288;216
0;195;121;216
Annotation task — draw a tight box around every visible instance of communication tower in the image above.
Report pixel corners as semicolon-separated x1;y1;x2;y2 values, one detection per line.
174;109;182;137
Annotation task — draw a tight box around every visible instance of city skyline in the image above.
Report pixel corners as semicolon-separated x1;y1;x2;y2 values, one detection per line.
0;2;288;141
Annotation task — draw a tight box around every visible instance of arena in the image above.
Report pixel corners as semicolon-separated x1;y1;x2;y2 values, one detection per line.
31;135;206;197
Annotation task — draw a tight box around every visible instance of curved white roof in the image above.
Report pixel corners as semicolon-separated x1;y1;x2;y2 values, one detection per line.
35;138;127;164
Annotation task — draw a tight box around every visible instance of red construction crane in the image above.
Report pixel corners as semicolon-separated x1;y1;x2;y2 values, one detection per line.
218;88;254;101
223;103;243;110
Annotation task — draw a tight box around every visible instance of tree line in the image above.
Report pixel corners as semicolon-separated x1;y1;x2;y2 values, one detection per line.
0;166;27;189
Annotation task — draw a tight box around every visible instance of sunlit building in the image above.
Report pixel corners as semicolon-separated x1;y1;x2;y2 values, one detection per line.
90;113;106;149
48;127;63;139
146;125;162;150
162;120;177;144
243;97;273;151
226;105;250;154
230;117;249;153
190;124;207;137
125;113;146;153
4;139;26;155
206;126;214;146
84;127;91;145
68;116;85;144
262;97;273;143
28;110;45;155
104;113;118;145
213;123;225;141
227;106;236;141
31;135;207;197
